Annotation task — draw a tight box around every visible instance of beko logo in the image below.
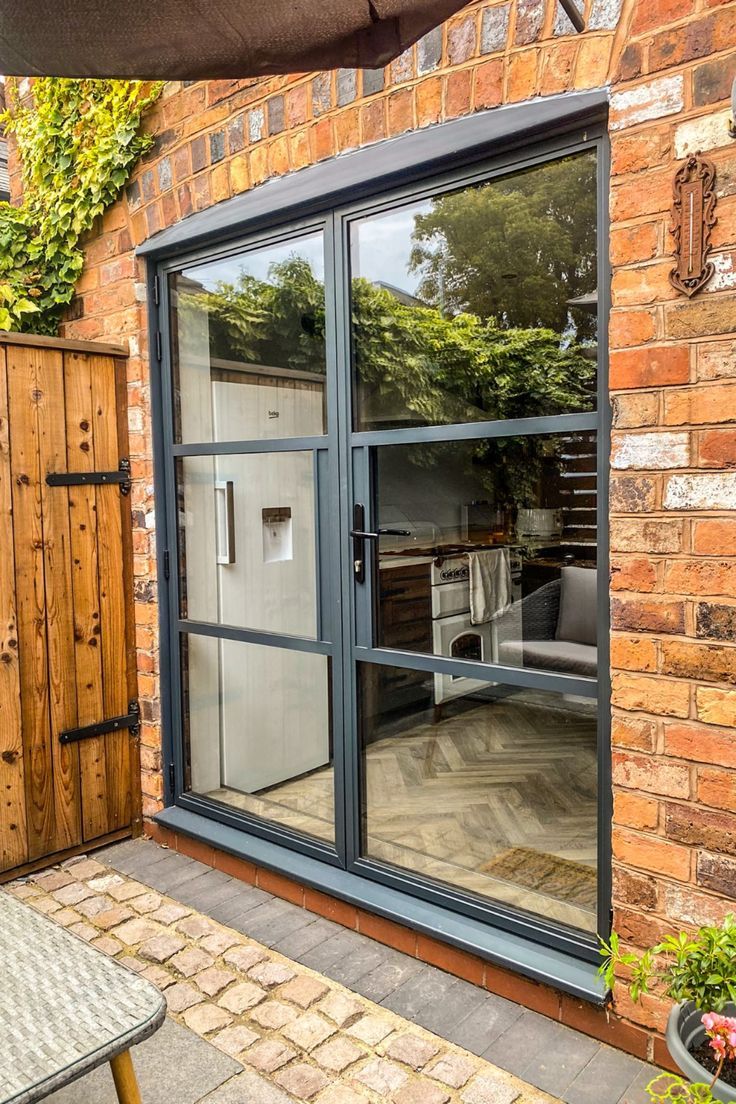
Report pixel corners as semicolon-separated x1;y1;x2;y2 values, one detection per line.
268;410;280;419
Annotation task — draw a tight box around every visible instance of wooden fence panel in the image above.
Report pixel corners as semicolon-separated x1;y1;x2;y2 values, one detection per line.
0;345;27;869
64;350;107;841
91;354;133;834
0;334;135;875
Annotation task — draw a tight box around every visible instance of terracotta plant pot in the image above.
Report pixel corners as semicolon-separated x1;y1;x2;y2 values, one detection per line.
666;1002;736;1104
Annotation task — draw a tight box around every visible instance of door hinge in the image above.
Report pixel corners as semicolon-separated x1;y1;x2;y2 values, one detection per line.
155;331;162;362
60;700;139;745
47;457;131;496
153;273;161;306
168;762;176;795
163;548;170;580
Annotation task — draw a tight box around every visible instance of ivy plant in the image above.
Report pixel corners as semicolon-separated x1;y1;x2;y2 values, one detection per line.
0;78;162;334
600;917;736;1014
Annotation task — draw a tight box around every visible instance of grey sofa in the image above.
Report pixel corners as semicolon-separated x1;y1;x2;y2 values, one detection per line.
495;565;597;678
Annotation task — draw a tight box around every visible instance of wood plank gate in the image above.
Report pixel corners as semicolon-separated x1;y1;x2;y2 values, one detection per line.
0;333;140;876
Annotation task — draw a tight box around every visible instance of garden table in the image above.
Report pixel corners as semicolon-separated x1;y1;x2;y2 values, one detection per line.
0;887;166;1104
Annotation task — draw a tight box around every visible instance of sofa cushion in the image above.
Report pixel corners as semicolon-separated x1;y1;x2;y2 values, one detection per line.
555;566;597;646
498;639;597;678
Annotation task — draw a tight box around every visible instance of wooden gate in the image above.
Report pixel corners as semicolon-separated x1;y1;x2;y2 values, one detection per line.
0;333;140;876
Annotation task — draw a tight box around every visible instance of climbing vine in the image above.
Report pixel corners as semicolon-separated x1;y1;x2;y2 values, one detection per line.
0;78;162;334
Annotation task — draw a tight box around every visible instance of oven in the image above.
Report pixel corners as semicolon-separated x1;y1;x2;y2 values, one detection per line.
431;552;522;707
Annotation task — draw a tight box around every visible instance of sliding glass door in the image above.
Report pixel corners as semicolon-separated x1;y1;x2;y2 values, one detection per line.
160;131;608;946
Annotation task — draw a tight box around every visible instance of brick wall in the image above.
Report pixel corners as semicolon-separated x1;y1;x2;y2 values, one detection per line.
15;0;736;1062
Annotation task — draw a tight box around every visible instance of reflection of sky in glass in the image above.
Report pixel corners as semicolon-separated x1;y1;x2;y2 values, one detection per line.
184;232;325;291
351;200;433;298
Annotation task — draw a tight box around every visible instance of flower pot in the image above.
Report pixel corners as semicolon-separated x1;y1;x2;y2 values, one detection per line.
666;1001;736;1103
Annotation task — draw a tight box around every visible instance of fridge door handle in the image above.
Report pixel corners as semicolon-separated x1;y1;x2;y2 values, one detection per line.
215;480;236;565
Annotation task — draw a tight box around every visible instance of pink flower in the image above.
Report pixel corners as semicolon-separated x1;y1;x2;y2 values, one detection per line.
702;1013;736;1065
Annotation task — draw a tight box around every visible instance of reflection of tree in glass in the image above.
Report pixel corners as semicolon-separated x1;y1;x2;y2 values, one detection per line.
184;256;594;426
192;257;327;374
409;152;597;340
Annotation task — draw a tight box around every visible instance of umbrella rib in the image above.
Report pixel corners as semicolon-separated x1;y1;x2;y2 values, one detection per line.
558;0;585;32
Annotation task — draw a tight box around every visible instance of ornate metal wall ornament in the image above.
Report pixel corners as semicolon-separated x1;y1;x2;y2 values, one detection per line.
669;153;718;298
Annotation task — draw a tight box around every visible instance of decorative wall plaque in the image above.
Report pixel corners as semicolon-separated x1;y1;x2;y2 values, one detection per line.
669;153;717;298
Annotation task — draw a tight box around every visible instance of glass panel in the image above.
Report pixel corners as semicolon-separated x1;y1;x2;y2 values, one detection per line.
350;150;598;431
359;665;597;932
372;432;597;681
170;232;327;443
177;452;318;638
183;634;334;843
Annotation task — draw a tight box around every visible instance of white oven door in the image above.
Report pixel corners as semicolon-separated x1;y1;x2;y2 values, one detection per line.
431;578;470;619
432;612;493;705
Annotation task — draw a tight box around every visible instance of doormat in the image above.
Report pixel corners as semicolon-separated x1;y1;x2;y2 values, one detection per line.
481;847;597;911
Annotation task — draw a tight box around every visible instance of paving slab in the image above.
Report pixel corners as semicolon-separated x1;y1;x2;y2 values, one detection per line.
45;1017;240;1104
81;838;664;1104
564;1044;645;1104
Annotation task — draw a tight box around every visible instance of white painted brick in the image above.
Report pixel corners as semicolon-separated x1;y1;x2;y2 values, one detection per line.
675;110;733;158
134;281;148;303
705;252;736;294
610;75;684;131
611;431;690;470
588;0;623;30
664;472;736;511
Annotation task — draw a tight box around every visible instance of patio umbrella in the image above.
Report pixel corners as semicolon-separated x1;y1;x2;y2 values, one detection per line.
0;0;473;78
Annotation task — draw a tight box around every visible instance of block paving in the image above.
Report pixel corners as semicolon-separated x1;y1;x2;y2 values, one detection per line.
10;851;556;1104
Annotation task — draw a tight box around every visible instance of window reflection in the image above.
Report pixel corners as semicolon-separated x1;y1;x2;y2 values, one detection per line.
170;233;327;443
350;150;598;431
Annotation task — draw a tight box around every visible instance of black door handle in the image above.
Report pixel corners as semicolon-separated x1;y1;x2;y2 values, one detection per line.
351;504;410;583
349;528;412;540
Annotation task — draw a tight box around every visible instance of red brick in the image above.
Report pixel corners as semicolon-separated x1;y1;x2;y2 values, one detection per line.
257;868;305;905
697;429;736;468
631;0;697;34
613;751;690;798
357;911;417;955
697;766;736;809
611;673;690;718
665;560;736;599
609;346;689;390
611;634;658;672
665;721;736;766
611;714;657;752
445;68;472;118
304;889;358;929
613;790;660;830
694;520;736;556
610;310;657;349
611;597;684;634
610;557;658;593
659;639;736;683
473;58;503;109
612;827;691;881
415;935;485;984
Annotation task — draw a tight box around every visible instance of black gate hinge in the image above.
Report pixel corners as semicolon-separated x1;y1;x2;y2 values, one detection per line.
47;457;132;496
163;548;170;580
60;700;139;745
168;762;176;795
155;331;162;362
153;274;161;306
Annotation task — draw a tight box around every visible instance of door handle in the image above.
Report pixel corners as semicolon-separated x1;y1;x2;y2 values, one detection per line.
350;503;410;583
215;480;236;565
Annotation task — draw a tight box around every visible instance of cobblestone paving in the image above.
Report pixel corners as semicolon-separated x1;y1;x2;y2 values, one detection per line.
10;854;556;1104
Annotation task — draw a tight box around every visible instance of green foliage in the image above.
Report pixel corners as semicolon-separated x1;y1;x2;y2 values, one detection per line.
646;1073;718;1104
600;916;736;1014
409;150;598;337
0;78;162;334
187;254;595;506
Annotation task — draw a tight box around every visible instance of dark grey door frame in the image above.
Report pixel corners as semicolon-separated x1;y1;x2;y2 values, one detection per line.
146;95;611;968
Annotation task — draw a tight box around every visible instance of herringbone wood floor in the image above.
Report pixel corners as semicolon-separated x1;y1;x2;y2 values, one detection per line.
208;690;598;932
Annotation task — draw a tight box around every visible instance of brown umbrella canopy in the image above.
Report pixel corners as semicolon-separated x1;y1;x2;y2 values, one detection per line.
0;0;471;78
